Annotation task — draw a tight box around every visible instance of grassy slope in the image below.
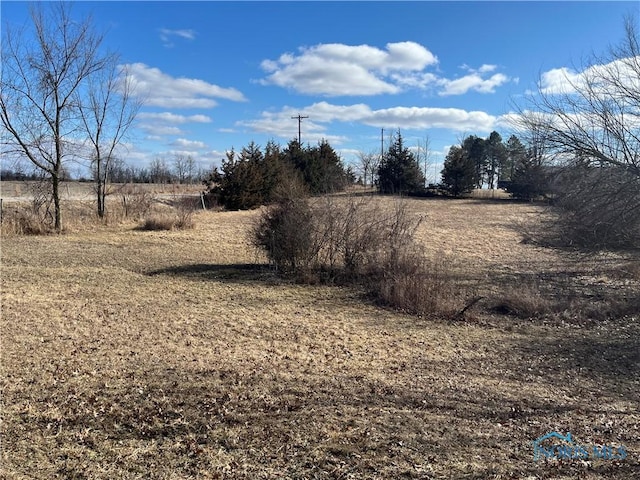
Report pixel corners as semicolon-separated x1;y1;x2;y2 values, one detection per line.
1;198;638;479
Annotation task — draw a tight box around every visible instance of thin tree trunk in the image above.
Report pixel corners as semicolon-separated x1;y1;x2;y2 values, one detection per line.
52;173;62;232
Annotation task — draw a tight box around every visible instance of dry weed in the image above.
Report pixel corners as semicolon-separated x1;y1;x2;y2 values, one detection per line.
139;211;195;231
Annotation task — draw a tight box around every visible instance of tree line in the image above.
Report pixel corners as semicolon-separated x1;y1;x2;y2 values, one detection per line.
440;131;549;200
204;139;353;210
1;154;212;186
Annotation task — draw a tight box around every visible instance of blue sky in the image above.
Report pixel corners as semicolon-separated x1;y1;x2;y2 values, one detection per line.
2;1;637;181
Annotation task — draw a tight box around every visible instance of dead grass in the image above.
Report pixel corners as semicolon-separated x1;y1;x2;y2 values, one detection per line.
138;211;195;231
1;196;638;479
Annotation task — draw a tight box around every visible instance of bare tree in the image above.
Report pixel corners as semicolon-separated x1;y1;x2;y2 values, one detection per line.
172;154;197;184
416;134;432;187
512;15;640;248
1;3;112;231
150;157;171;184
185;155;197;184
79;63;140;218
356;150;377;187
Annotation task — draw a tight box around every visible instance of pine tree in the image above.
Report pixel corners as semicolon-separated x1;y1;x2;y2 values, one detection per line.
281;138;347;194
504;135;527;182
441;145;475;197
484;131;507;189
377;129;425;194
506;148;550;201
461;135;486;189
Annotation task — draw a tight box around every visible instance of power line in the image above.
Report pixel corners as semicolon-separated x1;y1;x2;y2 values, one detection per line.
291;114;309;145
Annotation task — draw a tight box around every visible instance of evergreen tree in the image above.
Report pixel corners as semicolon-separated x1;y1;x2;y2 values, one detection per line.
504;135;527;182
441;145;475;197
461;135;486;189
484;131;507;189
206;143;267;210
506;147;550;201
281;138;347;194
377;129;425;194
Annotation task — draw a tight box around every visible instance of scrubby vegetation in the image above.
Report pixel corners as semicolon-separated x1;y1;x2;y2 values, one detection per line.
254;194;482;318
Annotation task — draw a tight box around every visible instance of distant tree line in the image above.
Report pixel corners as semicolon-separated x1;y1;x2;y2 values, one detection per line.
1;154;212;185
440;131;550;200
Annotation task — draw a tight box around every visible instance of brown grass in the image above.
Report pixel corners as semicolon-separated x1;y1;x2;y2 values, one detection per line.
1;196;638;479
1;181;203;236
139;211;195;231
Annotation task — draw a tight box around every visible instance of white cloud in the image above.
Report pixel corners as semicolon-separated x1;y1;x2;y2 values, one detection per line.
538;66;581;94
124;63;246;108
478;64;497;74
240;101;499;139
365;106;497;131
137;112;212;124
439;70;510;96
137;112;212;138
138;124;184;136
171;138;207;149
159;28;196;47
537;56;640;96
259;42;515;98
259;41;438;96
390;72;440;89
160;28;196;40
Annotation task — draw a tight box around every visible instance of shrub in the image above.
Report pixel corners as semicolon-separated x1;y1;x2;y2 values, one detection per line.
1;209;53;236
253;197;315;275
253;195;467;317
371;248;464;317
551;165;640;250
119;186;154;219
139;210;195;231
139;214;177;231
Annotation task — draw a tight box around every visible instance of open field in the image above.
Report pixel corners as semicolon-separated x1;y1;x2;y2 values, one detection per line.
1;194;639;479
0;181;204;204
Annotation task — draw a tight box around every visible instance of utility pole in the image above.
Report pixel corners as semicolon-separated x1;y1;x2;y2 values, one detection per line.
380;128;384;162
423;134;431;188
291;114;309;145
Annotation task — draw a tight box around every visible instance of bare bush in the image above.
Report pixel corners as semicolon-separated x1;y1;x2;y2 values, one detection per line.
1;209;51;236
28;180;56;228
139;215;177;231
512;17;640;250
253;195;466;317
371;249;465;318
1;180;58;235
175;204;195;230
491;287;557;319
119;186;154;219
138;208;195;232
253;197;315;275
551;166;640;249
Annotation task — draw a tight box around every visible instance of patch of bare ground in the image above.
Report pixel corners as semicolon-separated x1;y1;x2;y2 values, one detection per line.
1;197;638;479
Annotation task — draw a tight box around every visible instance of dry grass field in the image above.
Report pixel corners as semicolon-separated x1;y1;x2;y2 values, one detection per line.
0;181;204;202
1;189;639;479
